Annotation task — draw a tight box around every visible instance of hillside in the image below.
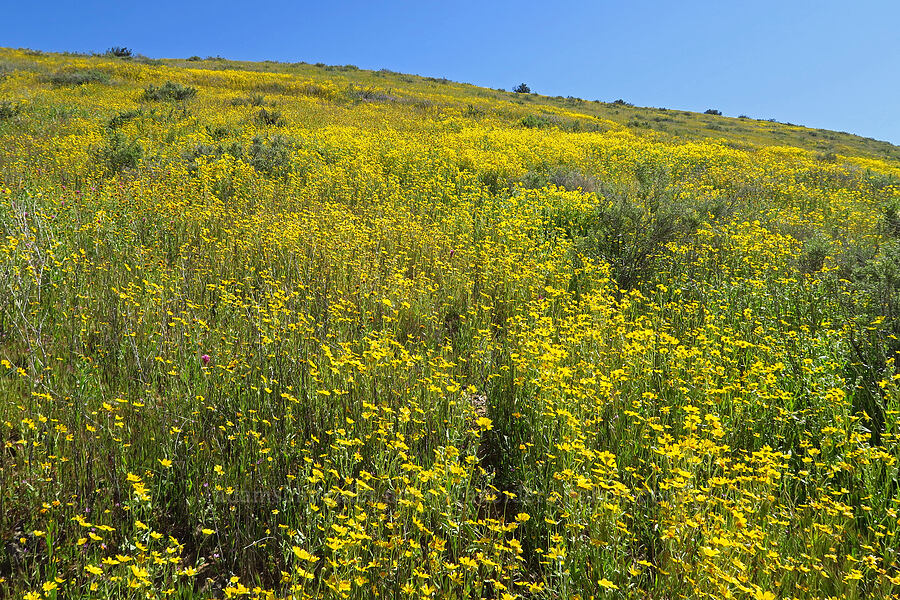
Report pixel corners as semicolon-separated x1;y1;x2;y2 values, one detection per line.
2;47;900;599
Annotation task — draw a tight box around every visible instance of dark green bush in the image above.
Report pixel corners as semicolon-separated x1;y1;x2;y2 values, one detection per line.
522;166;598;193
106;46;133;58
253;107;286;127
346;85;396;103
106;108;142;130
325;64;359;72
46;69;110;86
141;81;197;102
704;109;722;116
97;130;143;173
798;235;830;273
540;174;701;291
464;104;485;118
204;124;229;141
247;135;292;176
549;168;598;193
513;83;530;94
836;240;900;444
184;136;292;178
0;100;23;120
183;141;243;166
883;204;900;238
251;82;288;95
520;114;554;129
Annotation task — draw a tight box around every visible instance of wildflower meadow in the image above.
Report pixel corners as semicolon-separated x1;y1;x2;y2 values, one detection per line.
1;48;900;599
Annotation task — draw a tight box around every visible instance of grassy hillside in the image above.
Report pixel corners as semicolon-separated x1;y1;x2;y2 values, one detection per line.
1;47;900;599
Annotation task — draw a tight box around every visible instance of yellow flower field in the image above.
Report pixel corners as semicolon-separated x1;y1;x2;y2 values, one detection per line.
1;47;900;599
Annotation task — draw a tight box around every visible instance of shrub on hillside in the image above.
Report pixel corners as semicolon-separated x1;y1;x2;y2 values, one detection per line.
883;204;900;238
183;141;243;168
204;124;230;141
0;100;23;120
521;114;553;129
247;135;292;176
183;135;293;178
704;108;722;116
513;83;531;94
96;130;143;173
464;104;485;118
522;167;599;193
253;107;286;127
106;108;142;130
106;46;133;58
45;69;110;86
142;81;197;102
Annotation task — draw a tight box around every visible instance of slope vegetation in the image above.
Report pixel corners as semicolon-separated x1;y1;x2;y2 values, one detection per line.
1;48;900;599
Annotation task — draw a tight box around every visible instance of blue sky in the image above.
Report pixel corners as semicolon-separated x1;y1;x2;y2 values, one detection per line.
4;0;898;144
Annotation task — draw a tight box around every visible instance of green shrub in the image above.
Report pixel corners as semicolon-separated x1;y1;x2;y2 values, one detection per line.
549;168;598;193
141;81;197;102
106;108;142;130
184;136;293;178
45;69;110;86
837;241;900;444
97;130;143;173
520;114;554;129
0;100;23;120
325;64;359;72
513;83;530;94
204;124;230;141
705;108;722;116
346;85;396;103
883;204;900;238
106;46;133;58
183;141;243;167
541;178;701;291
798;235;830;273
522;166;598;193
247;135;292;176
464;104;485;118
253;107;286;127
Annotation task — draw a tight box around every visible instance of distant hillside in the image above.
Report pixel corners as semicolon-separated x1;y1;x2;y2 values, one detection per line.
2;47;898;162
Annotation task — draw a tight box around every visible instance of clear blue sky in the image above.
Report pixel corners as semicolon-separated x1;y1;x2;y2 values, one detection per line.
4;0;898;145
